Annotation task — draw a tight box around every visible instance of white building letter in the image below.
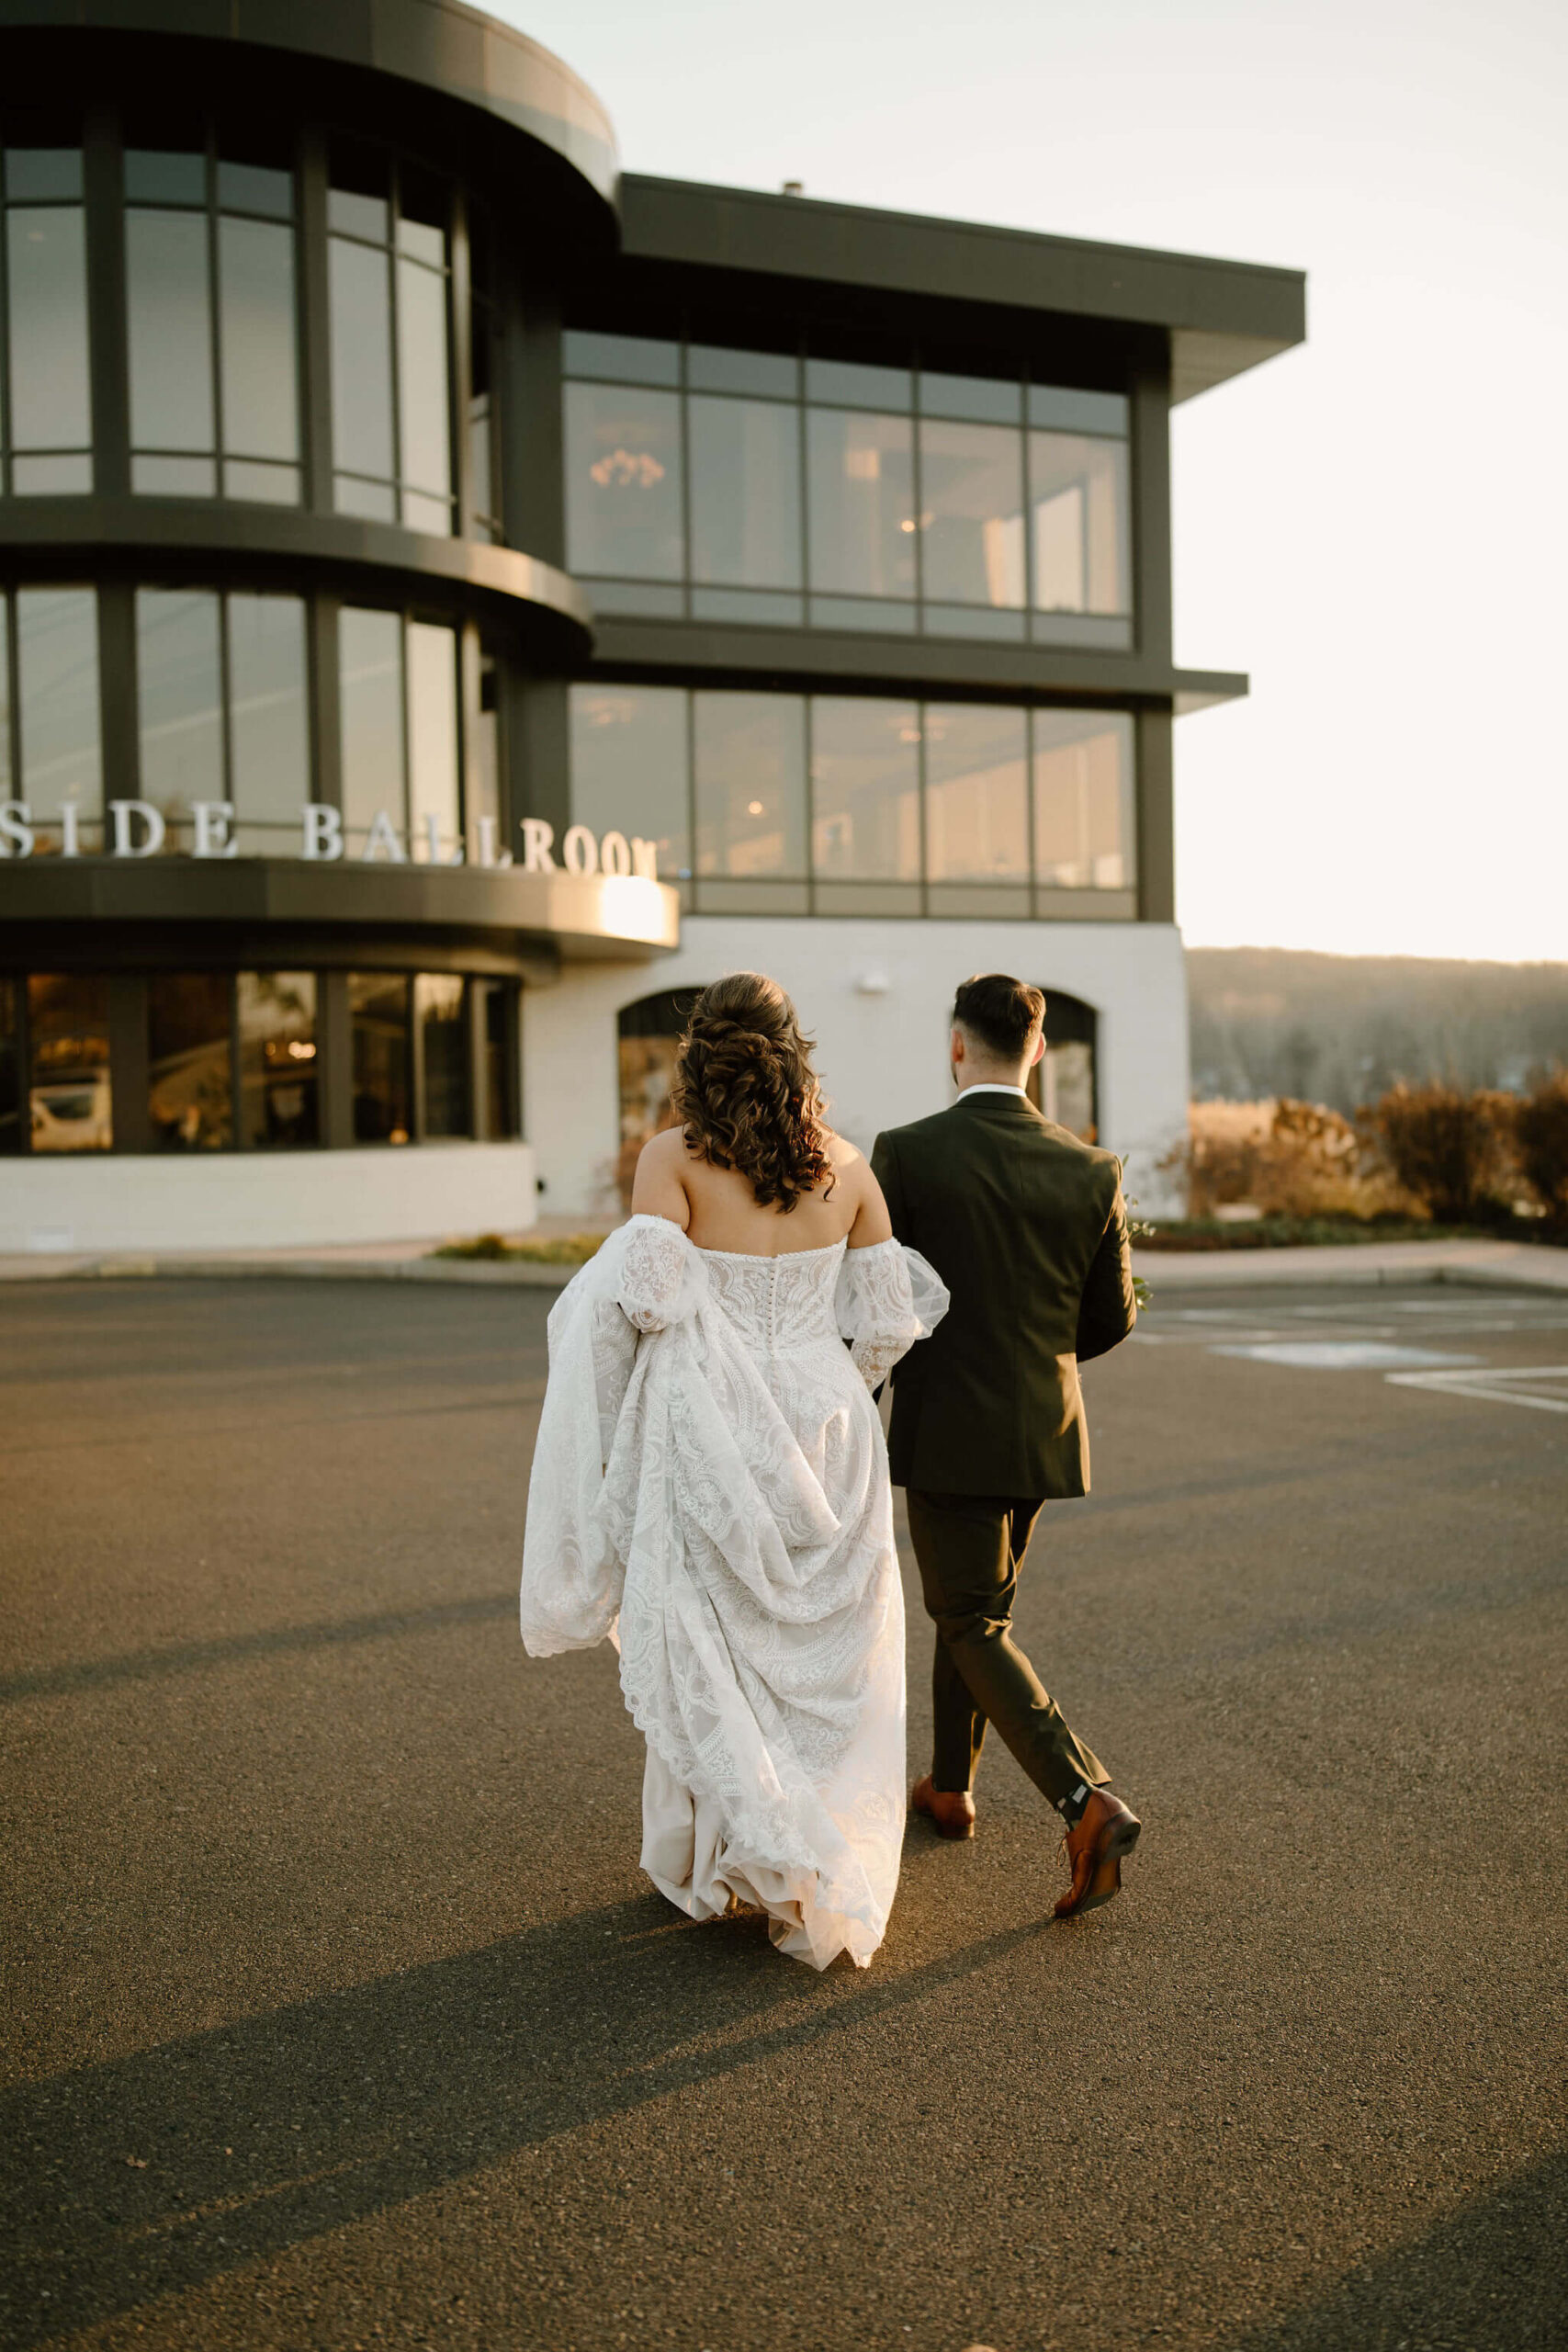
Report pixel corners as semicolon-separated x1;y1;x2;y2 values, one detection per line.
0;803;34;859
419;811;465;866
474;814;512;868
599;829;631;876
520;818;557;873
361;809;406;863
193;800;238;859
300;804;344;861
561;823;598;876
630;836;659;881
109;800;165;857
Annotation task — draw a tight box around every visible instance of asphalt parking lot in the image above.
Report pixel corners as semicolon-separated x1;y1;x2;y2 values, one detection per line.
2;1276;1564;2352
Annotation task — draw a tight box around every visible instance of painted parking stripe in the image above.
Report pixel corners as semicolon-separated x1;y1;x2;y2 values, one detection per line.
1211;1341;1484;1371
1383;1365;1568;1414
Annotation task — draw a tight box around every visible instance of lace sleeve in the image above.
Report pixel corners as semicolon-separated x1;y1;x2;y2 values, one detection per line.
615;1214;706;1334
835;1238;950;1391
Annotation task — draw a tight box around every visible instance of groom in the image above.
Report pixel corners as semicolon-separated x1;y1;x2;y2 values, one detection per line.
871;973;1142;1917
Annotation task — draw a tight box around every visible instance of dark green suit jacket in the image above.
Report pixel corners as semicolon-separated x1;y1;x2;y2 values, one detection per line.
871;1091;1136;1498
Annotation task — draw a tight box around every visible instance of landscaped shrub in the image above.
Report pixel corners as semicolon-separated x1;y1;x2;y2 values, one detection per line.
1512;1070;1568;1220
1361;1082;1511;1225
1169;1098;1413;1221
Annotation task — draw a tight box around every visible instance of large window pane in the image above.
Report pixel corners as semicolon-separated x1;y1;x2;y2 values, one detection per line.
237;970;318;1148
563;380;683;581
1030;432;1131;615
694;692;807;879
406;621;459;859
570;684;689;882
349;972;412;1143
919;420;1025;609
468;645;500;854
923;704;1029;883
136;588;221;843
478;979;517;1138
218;215;299;464
0;978;20;1154
147;973;232;1150
229;593;309;847
806;410;915;600
396;255;451;517
810;697;920;882
28;974;110;1153
330;236;394;490
17;588;100;846
416;973;469;1136
127;209;214;455
6;206;90;451
688;395;801;589
1032;710;1135;889
339;606;403;851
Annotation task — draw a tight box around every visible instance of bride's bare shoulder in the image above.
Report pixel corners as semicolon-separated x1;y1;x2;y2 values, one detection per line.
630;1124;695;1222
824;1126;864;1171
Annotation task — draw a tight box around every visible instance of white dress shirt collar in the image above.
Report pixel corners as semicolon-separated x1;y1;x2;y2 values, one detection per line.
957;1082;1030;1100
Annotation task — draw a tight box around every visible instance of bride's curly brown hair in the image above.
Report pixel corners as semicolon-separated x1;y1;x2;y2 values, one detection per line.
671;973;834;1212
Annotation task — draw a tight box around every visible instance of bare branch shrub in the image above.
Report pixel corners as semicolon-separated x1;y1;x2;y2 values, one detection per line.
1361;1082;1511;1225
1512;1070;1568;1220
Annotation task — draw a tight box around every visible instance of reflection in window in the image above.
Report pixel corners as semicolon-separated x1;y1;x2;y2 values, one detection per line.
417;973;470;1137
807;410;916;601
564;380;683;582
923;704;1029;884
468;644;501;858
810;697;920;883
569;684;690;883
339;605;403;854
0;977;19;1154
147;972;232;1148
124;131;299;503
1032;711;1135;889
237;970;318;1147
349;971;412;1143
136;588;222;845
406;621;460;860
329;144;452;531
919;420;1025;611
467;202;502;541
28;973;110;1152
17;587;101;849
1030;433;1130;616
477;979;518;1140
694;692;807;880
229;594;310;849
2;139;92;494
688;396;801;589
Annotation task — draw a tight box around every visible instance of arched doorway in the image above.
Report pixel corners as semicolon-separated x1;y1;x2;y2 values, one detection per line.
1026;989;1099;1141
615;987;706;1208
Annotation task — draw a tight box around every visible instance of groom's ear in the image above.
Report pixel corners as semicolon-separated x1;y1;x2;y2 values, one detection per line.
1029;1030;1046;1069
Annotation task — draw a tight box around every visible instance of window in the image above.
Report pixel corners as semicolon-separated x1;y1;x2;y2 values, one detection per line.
124;123;300;503
616;989;703;1209
693;691;807;912
568;684;690;886
1025;989;1099;1142
467;200;502;542
1;129;91;494
0;976;20;1153
568;686;1136;919
560;337;1133;645
476;978;518;1140
133;586;309;852
328;144;453;531
28;973;110;1152
338;605;462;860
349;971;412;1143
147;972;232;1148
416;973;470;1137
237;971;318;1147
12;587;102;851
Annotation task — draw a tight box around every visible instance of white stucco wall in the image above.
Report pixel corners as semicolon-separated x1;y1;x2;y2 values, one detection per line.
1;1141;538;1253
524;919;1190;1218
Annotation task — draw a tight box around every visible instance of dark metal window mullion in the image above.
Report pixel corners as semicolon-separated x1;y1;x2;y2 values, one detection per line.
804;692;816;915
0;172;9;494
448;183;469;540
917;695;930;919
795;338;809;627
398;608;412;852
205;133;223;484
676;333;693;615
387;165;403;522
4;590;17;822
685;684;698;912
1026;706;1038;922
910;358;924;633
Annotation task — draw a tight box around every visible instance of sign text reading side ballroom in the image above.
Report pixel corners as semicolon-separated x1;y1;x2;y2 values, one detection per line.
0;804;660;877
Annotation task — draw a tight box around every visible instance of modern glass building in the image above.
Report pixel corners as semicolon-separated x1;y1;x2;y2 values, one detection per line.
0;0;1304;1250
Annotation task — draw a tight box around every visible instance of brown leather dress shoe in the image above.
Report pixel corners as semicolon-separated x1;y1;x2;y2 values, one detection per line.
911;1773;976;1840
1053;1787;1141;1917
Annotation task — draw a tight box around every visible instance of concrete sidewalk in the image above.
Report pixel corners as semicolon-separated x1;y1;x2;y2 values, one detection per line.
2;1229;1565;1293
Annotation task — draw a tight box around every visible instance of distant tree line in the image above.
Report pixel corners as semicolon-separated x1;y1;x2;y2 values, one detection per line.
1188;947;1568;1110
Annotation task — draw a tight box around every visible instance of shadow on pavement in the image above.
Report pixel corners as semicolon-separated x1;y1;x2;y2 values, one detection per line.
1226;2150;1568;2351
1;1890;1043;2345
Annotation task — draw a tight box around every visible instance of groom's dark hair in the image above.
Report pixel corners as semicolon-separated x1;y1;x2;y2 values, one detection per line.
952;973;1046;1062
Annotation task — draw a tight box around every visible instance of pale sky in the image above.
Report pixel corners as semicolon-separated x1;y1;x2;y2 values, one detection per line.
494;0;1568;962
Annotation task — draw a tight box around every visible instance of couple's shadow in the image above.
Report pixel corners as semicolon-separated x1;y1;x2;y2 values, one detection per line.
0;1839;1035;2346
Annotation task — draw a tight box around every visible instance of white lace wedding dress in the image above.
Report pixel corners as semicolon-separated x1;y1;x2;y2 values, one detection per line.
519;1213;948;1970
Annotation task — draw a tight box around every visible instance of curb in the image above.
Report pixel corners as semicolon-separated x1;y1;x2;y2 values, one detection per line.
8;1253;582;1290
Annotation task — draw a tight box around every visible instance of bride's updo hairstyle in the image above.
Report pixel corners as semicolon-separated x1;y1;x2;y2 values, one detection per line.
671;972;833;1213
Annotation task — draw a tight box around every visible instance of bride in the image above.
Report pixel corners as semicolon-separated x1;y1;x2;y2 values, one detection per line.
520;972;946;1969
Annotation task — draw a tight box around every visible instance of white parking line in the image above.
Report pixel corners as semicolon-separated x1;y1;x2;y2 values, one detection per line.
1383;1365;1568;1414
